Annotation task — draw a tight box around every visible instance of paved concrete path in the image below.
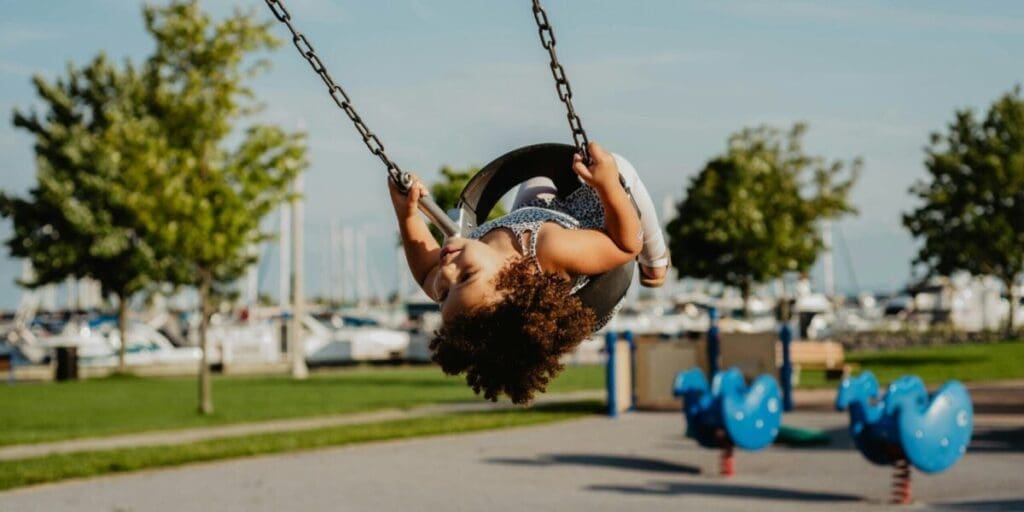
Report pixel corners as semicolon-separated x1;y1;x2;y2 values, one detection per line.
2;410;1021;512
0;390;605;461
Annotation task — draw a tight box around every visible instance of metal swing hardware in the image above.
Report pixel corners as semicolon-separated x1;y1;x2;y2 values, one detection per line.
264;0;634;320
264;0;458;237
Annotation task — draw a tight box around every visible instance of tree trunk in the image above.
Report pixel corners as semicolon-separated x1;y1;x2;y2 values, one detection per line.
741;277;753;319
198;271;213;415
1005;276;1019;339
777;278;792;323
290;175;308;380
116;293;129;374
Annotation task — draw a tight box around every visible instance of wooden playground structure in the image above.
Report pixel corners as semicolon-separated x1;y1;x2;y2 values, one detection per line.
610;329;852;412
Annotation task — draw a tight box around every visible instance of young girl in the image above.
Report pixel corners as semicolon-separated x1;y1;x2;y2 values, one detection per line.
390;142;669;404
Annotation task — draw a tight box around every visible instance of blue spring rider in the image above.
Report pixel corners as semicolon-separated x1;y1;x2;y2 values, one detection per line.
836;371;973;504
673;367;783;476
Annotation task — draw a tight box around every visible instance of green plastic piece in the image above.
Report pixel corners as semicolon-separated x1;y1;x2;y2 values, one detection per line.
774;424;831;446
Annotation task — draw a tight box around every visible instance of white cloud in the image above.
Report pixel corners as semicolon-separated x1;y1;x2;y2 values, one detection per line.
0;24;60;49
0;60;34;78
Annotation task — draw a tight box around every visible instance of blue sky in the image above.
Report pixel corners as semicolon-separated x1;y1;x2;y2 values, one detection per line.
1;1;1023;308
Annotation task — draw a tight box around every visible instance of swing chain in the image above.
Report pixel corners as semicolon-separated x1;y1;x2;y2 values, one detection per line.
532;0;591;165
267;0;590;180
264;0;405;187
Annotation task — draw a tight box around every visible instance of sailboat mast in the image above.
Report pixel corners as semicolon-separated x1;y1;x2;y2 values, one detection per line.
822;220;835;298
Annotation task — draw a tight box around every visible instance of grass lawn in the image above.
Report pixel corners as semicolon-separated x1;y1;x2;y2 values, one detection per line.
5;342;1020;448
0;365;604;447
797;340;1024;389
0;400;603;491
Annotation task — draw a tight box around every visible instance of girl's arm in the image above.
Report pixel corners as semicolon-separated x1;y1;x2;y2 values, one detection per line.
537;142;643;275
537;225;639;275
573;142;643;255
388;177;442;299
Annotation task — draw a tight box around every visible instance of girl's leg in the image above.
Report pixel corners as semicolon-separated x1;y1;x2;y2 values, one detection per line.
512;177;558;210
611;153;669;269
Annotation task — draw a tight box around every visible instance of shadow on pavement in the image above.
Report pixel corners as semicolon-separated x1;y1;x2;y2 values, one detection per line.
486;454;701;474
586;481;861;502
968;427;1024;453
970;384;1024;415
928;499;1024;511
774;424;1024;455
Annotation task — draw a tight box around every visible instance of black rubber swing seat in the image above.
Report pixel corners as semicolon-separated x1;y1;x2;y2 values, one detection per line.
456;143;634;323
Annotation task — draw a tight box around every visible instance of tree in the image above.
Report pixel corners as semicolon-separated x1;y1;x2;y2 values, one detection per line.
903;86;1024;336
426;166;506;243
666;124;859;315
141;1;306;414
1;55;172;373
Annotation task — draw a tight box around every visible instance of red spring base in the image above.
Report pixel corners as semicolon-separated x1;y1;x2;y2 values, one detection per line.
892;458;912;505
720;444;735;477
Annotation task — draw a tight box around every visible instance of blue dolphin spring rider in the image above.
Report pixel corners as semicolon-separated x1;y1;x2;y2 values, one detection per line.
673;367;783;476
836;371;973;504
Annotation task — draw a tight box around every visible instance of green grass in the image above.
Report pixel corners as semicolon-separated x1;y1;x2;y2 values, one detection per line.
797;340;1024;389
0;365;604;446
794;368;831;389
6;342;1019;449
0;400;602;491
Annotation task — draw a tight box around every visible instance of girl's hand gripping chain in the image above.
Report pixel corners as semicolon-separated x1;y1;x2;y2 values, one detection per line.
572;142;621;193
388;174;430;222
390;173;460;237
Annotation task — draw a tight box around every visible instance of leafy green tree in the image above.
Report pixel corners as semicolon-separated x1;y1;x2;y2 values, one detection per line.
666;124;859;315
904;86;1024;335
426;166;506;243
1;55;172;373
141;1;306;414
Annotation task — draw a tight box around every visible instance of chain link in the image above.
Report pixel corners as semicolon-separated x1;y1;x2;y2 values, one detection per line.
266;0;591;182
532;0;591;164
264;0;405;186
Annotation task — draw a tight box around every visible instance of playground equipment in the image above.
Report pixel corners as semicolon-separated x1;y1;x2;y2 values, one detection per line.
605;331;635;416
265;0;637;323
711;310;848;412
632;335;701;410
620;308;829;450
624;305;830;411
836;371;973;504
672;367;783;476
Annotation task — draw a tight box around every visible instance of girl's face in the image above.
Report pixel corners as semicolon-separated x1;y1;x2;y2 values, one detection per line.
433;237;514;322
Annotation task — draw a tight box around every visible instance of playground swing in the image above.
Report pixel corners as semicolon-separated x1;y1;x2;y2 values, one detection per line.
264;0;636;322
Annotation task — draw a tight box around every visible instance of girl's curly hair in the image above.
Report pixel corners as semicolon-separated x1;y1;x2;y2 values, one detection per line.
429;257;596;404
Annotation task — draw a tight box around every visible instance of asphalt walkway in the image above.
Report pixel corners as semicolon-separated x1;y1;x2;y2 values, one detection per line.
2;409;1021;511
